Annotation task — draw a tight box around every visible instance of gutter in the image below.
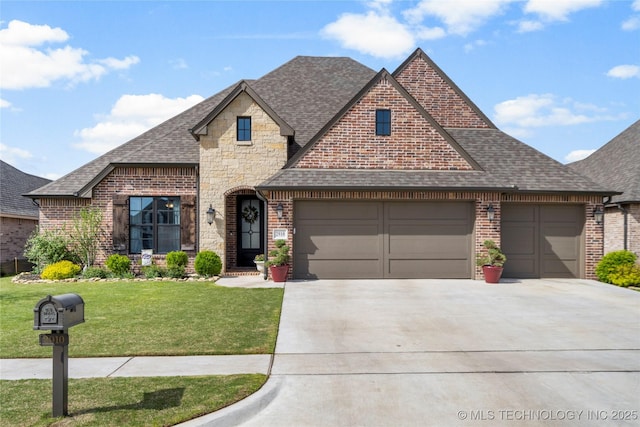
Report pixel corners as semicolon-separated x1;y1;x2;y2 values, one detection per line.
616;203;629;251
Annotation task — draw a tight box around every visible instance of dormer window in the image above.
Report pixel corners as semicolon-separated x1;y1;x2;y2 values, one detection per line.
376;109;391;136
237;117;251;141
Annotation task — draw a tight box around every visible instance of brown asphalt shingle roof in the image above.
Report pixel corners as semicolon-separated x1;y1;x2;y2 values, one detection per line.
258;128;613;194
28;56;375;198
27;52;615;198
569;120;640;203
0;160;51;217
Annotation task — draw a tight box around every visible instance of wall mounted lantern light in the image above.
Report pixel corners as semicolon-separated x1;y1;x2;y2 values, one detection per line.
276;203;284;220
486;204;495;222
593;206;604;225
206;204;215;225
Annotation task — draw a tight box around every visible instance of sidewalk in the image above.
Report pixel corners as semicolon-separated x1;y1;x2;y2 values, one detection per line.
0;275;280;381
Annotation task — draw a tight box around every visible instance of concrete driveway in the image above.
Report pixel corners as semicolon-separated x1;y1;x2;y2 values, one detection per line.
225;279;640;426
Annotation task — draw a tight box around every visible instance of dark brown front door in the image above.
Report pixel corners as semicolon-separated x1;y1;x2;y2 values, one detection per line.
237;196;264;267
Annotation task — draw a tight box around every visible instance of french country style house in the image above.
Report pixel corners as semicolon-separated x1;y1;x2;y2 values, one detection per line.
27;48;616;280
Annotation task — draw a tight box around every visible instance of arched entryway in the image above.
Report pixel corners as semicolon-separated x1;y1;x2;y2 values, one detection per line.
224;188;265;272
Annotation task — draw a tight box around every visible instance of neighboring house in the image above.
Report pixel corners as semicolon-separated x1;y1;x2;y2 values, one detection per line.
0;160;51;274
569;120;639;256
27;48;614;280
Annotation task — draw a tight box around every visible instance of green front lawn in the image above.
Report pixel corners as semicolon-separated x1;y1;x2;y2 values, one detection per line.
0;277;283;358
0;276;283;426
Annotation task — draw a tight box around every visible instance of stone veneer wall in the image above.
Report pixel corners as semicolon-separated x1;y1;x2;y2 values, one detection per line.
199;92;288;272
604;203;640;256
264;190;603;280
296;78;473;170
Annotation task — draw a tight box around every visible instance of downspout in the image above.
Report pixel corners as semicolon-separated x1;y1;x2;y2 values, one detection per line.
195;165;200;253
616;203;629;250
256;189;269;281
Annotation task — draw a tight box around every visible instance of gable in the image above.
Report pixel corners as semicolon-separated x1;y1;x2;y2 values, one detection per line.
394;49;495;129
294;72;476;171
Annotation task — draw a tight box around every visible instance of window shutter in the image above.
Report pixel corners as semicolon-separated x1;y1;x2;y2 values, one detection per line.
181;195;196;251
113;195;128;252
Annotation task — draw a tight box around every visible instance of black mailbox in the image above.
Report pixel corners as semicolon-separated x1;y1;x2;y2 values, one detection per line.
33;294;85;331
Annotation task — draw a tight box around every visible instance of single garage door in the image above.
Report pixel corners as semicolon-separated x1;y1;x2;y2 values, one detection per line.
294;201;473;279
501;204;584;278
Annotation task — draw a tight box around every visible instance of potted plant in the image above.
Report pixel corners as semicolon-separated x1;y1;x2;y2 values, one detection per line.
476;239;507;283
265;239;290;282
254;254;265;273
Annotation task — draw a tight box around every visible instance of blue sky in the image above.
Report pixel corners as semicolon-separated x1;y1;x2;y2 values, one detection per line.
1;0;638;180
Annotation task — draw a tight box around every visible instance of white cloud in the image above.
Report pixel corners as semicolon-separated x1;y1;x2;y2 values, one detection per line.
524;0;603;21
0;20;139;90
404;0;515;35
517;20;544;32
622;16;640;30
73;93;204;155
493;93;603;128
0;99;11;109
0;143;33;164
565;149;596;162
633;0;640;11
170;58;188;70
322;11;416;59
607;64;640;79
464;39;487;53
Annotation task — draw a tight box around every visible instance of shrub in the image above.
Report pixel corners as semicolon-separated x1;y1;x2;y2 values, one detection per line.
595;250;637;283
41;260;81;280
166;266;186;279
265;239;290;267
166;251;188;268
106;254;132;277
195;251;222;277
24;228;75;273
608;263;640;287
142;264;166;279
82;266;108;279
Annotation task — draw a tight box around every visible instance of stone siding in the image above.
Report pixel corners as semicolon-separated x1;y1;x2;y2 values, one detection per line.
198;91;288;271
296;77;473;170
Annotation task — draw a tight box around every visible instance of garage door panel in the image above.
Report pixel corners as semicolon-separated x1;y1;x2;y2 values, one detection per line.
296;201;379;220
388;229;470;257
501;224;536;255
387;202;469;221
297;259;383;279
503;259;537;278
300;226;382;259
389;259;470;279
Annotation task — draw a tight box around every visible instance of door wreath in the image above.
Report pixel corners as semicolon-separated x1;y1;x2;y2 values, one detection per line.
242;205;259;224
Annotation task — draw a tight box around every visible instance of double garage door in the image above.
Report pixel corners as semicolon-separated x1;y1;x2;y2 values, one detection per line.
294;201;473;279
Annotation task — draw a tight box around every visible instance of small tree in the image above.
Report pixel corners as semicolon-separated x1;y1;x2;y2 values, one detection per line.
69;207;104;270
24;228;75;273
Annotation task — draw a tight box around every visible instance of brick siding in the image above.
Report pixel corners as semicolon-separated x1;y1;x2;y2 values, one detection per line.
0;216;39;272
604;203;640;256
296;77;473;170
395;54;492;129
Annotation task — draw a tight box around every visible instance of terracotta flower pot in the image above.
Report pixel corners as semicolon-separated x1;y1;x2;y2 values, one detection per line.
482;265;503;284
269;265;289;283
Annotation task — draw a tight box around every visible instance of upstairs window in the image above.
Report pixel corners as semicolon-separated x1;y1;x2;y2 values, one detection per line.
376;109;391;136
237;117;251;141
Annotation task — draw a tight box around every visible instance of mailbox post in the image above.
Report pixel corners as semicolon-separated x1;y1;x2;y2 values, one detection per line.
34;294;85;417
